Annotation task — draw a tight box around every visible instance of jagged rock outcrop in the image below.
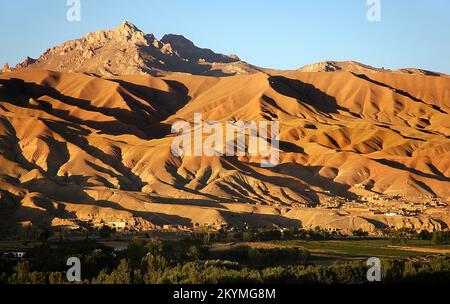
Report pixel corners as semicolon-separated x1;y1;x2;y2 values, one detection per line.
14;21;261;77
14;57;36;69
1;63;11;73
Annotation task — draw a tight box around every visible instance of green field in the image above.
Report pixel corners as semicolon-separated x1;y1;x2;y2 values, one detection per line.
271;239;450;263
2;238;450;266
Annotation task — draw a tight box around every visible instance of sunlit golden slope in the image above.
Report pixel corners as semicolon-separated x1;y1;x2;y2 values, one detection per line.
0;69;449;234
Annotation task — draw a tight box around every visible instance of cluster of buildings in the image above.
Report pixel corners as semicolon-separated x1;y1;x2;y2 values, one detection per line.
318;192;448;218
51;216;158;234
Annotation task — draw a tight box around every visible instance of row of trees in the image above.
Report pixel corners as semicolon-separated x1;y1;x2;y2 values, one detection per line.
385;228;450;245
199;227;450;244
431;231;450;245
4;254;450;284
2;234;450;284
190;227;341;244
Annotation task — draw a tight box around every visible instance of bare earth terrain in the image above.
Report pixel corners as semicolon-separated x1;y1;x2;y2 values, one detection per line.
0;23;449;236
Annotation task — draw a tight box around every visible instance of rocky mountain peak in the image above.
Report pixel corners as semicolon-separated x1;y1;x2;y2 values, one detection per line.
116;21;140;33
12;22;260;76
112;21;148;43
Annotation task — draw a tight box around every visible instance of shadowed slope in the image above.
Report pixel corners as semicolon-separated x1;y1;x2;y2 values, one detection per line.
0;69;449;234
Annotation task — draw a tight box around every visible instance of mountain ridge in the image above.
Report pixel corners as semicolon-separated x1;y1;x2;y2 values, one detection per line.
5;22;447;78
0;68;449;234
297;60;446;76
10;21;262;77
1;22;449;236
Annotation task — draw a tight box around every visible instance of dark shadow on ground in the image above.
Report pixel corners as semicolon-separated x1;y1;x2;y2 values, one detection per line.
352;73;447;114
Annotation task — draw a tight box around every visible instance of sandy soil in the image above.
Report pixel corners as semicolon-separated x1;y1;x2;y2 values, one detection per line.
0;67;449;234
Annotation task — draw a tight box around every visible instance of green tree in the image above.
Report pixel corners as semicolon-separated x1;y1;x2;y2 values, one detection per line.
29;272;46;284
0;272;9;283
418;230;432;240
99;226;115;239
145;239;164;256
186;245;201;260
9;261;31;284
49;272;64;284
432;231;450;245
352;229;369;237
127;238;147;267
104;259;132;284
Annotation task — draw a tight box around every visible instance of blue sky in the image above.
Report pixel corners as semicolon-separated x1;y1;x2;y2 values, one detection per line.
1;0;449;73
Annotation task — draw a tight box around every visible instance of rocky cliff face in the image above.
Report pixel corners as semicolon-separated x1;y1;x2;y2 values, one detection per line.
15;22;261;77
